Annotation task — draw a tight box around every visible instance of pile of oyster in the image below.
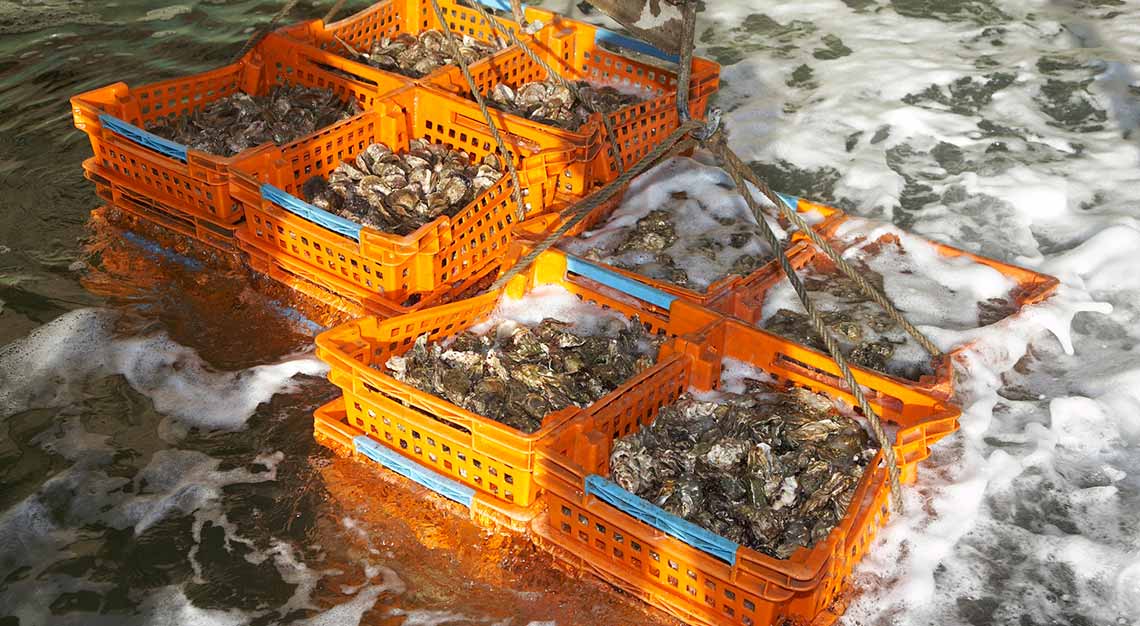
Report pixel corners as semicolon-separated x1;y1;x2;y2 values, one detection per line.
488;80;643;130
146;85;360;157
763;267;937;380
302;139;504;235
351;30;499;78
384;318;663;433
578;192;773;290
610;381;874;559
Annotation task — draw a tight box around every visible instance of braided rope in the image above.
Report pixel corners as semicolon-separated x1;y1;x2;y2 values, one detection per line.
322;0;348;23
491;120;702;289
706;133;903;510
428;0;527;222
463;0;628;175
232;0;299;62
716;145;943;358
674;2;697;122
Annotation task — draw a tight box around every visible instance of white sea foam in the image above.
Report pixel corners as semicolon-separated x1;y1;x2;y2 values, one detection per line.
0;308;327;430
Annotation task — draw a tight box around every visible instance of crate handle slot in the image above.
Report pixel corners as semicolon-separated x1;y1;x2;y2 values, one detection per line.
354;435;476;507
261;183;362;242
566;256;677;310
99;114;189;163
585;475;738;564
593;29;679;65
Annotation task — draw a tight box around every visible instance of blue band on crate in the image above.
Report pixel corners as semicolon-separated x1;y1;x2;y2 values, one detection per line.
566;256;676;310
585;475;739;564
260;184;362;242
353;436;476;508
121;231;205;271
269;303;325;336
474;0;515;12
99;114;189;163
593;30;680;65
776;192;801;210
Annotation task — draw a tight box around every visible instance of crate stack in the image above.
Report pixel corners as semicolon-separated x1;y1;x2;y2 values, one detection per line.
71;0;719;317
70;2;1062;625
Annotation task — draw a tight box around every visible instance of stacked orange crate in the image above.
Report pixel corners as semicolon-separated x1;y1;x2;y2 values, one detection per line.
533;317;961;626
71;32;407;249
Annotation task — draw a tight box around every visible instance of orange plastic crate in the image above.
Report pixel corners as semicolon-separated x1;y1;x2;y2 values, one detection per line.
313;250;723;508
278;0;544;85
430;10;720;190
238;230;504;319
313;396;543;533
710;215;1060;400
554;192;846;311
534;317;961;626
83;158;239;255
233;83;598;303
71;32;405;228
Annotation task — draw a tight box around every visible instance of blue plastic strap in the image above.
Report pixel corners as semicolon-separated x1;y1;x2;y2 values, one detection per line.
121;231;204;271
594;29;680;65
585;475;739;564
473;0;514;12
776;192;801;210
353;436;476;508
566;255;677;310
261;184;362;242
99;114;188;162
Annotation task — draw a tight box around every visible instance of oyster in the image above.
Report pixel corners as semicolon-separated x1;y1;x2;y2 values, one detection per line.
762;264;939;380
146;85;361;157
380;317;664;434
301;138;504;236
609;383;874;559
349;30;499;78
575;191;774;290
487;79;643;130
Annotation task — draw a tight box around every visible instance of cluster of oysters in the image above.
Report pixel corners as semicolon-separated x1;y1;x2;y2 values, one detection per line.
762;266;924;380
610;381;874;558
350;30;499;78
384;318;663;433
488;80;643;130
146;85;359;157
581;192;772;289
302;139;504;235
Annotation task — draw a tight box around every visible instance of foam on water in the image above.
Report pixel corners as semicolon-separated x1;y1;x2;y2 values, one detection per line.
0;308;327;430
471;283;638;337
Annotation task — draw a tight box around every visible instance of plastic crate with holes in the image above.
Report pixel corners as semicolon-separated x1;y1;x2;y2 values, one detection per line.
312;249;724;512
233;82;604;307
312;395;544;532
278;0;548;86
708;214;1061;401
71;32;405;239
549;191;847;312
84;159;240;255
532;317;961;626
427;8;720;193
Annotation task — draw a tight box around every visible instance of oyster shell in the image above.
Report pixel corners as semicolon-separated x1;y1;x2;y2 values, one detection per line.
355;30;499;78
146;85;361;157
609;384;874;559
379;317;664;434
487;79;643;130
301;139;504;236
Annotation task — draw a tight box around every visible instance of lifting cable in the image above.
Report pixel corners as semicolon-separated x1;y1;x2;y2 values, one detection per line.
462;0;629;175
427;0;528;222
231;0;299;62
